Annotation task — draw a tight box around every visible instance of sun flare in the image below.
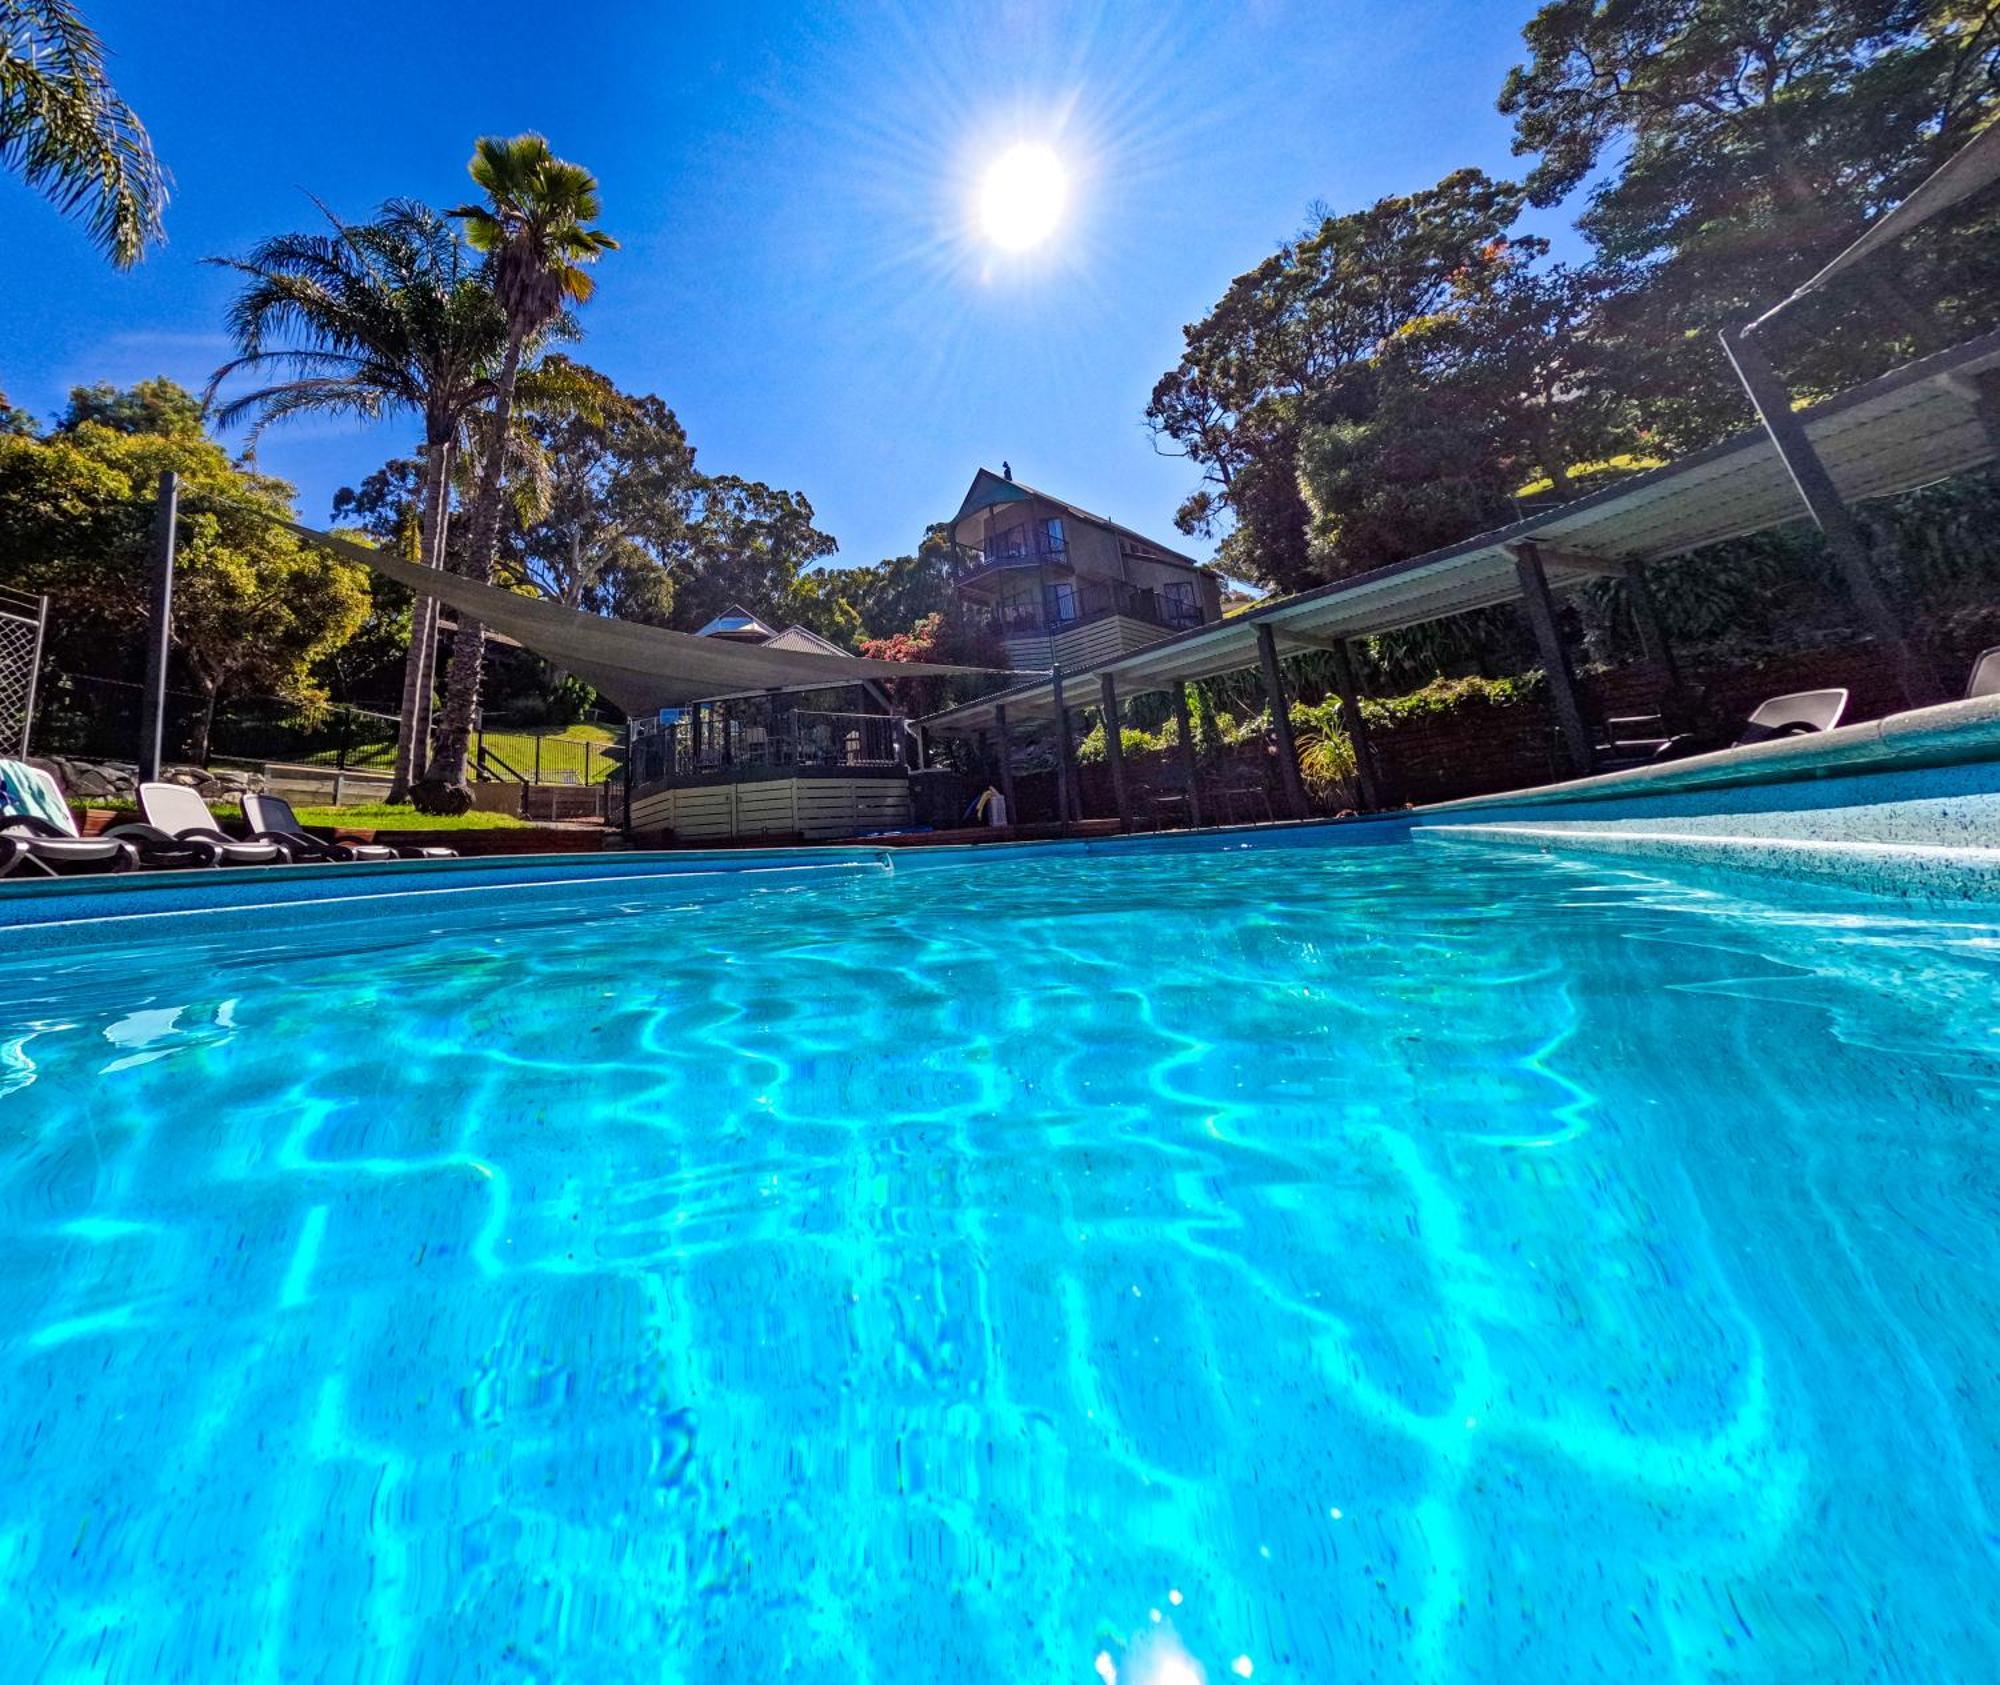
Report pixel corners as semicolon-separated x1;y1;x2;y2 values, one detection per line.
977;142;1069;251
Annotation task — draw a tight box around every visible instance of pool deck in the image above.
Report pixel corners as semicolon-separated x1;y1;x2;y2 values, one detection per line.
5;696;1997;935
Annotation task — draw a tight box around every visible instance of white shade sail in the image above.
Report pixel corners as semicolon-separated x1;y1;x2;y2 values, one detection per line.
285;523;1041;714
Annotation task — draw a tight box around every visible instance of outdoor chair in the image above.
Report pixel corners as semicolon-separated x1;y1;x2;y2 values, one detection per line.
242;792;400;862
1732;688;1848;746
0;758;224;874
1653;687;1848;762
1965;646;2000;700
132;782;290;867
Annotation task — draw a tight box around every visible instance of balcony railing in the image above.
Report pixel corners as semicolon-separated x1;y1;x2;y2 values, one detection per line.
628;708;906;787
976;580;1205;641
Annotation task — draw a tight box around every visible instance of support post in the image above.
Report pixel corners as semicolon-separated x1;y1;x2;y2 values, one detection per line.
1721;326;1939;707
534;734;543;785
1255;622;1309;820
994;703;1017;826
622;719;634;835
1098;672;1132;832
1051;664;1077;833
1511;540;1598;778
1323;638;1384;810
138;470;179;781
1624;560;1681;689
1172;681;1203;829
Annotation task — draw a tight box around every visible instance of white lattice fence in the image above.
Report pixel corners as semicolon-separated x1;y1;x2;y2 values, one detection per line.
0;587;48;756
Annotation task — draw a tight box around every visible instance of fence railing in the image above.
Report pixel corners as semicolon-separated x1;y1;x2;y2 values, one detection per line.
0;586;48;757
628;708;906;786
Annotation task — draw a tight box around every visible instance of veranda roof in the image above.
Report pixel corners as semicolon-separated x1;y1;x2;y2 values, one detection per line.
921;326;2000;734
286;525;1039;715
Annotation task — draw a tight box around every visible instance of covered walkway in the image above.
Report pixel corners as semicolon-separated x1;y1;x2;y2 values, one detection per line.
920;328;2000;829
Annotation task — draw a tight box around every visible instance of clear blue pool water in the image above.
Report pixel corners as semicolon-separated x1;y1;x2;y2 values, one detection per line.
1;837;1997;1683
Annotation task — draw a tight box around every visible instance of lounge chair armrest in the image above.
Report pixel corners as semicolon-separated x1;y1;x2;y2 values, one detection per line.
105;821;180;843
0;812;70;838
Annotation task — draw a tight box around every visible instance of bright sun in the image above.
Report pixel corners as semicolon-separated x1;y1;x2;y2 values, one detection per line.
978;143;1069;251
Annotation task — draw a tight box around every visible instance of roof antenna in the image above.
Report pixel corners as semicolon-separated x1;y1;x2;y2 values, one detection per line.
1002;460;1013;482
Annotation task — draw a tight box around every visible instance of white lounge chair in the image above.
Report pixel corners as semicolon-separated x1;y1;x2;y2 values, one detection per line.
1733;687;1848;746
0;760;136;876
1964;646;2000;700
242;792;399;862
133;782;289;867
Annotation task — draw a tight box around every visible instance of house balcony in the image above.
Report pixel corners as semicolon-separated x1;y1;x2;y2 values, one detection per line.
972;581;1208;671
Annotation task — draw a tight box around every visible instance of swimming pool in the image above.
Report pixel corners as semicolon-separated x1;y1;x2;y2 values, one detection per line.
2;836;1996;1681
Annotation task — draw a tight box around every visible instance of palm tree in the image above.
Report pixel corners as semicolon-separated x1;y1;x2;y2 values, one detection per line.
206;201;509;798
427;133;616;791
2;0;167;265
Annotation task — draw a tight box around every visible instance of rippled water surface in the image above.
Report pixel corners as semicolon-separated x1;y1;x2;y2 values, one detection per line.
2;838;1998;1683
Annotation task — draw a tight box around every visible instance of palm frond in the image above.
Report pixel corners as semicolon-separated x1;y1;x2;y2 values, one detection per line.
0;0;169;265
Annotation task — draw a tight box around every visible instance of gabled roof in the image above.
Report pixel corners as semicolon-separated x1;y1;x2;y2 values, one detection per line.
694;603;781;642
762;623;851;657
950;468;1211;572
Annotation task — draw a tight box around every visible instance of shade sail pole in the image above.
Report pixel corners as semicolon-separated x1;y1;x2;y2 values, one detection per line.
1510;540;1598;778
138;471;178;782
1720;327;1939;708
1255;623;1309;820
1098;672;1132;832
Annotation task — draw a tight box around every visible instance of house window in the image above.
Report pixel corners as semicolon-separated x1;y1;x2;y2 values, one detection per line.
1040;517;1066;554
989;521;1027;560
1045;580;1077;625
1162;580;1200;627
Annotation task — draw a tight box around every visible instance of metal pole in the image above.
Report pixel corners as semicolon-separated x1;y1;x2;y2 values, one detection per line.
333;707;351;806
1097;671;1132;832
534;734;542;785
1172;681;1203;829
1255;623;1309;820
1511;540;1598;778
1324;637;1384;810
17;593;47;756
994;703;1017;824
1720;326;1938;707
1624;560;1681;689
584;740;593;786
138;470;179;781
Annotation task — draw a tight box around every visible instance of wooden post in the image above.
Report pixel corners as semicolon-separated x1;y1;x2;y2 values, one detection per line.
1511;540;1598;778
1721;326;1939;707
1172;681;1203;829
1255;622;1309;820
1097;671;1132;832
1324;637;1384;810
994;703;1017;824
621;720;633;835
138;470;178;781
1051;664;1078;832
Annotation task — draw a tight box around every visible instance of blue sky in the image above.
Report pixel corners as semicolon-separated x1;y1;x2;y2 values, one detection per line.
1;1;1566;575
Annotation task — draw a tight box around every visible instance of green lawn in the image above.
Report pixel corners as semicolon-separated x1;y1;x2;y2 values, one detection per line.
293;802;531;831
298;723;619;783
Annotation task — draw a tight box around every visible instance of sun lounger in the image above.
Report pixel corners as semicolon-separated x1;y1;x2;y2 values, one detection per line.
1965;646;2000;700
241;792;401;862
0;759;138;875
132;782;289;866
1732;688;1848;745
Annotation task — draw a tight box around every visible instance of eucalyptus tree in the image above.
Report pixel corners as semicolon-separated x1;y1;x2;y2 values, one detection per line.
1;0;166;264
428;133;617;792
206;200;508;797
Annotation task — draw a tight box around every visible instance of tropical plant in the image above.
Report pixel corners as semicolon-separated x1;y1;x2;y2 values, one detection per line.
429;133;617;791
206;199;509;797
1;0;166;265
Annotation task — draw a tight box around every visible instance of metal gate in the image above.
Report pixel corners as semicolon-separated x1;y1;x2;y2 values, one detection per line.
0;585;48;756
